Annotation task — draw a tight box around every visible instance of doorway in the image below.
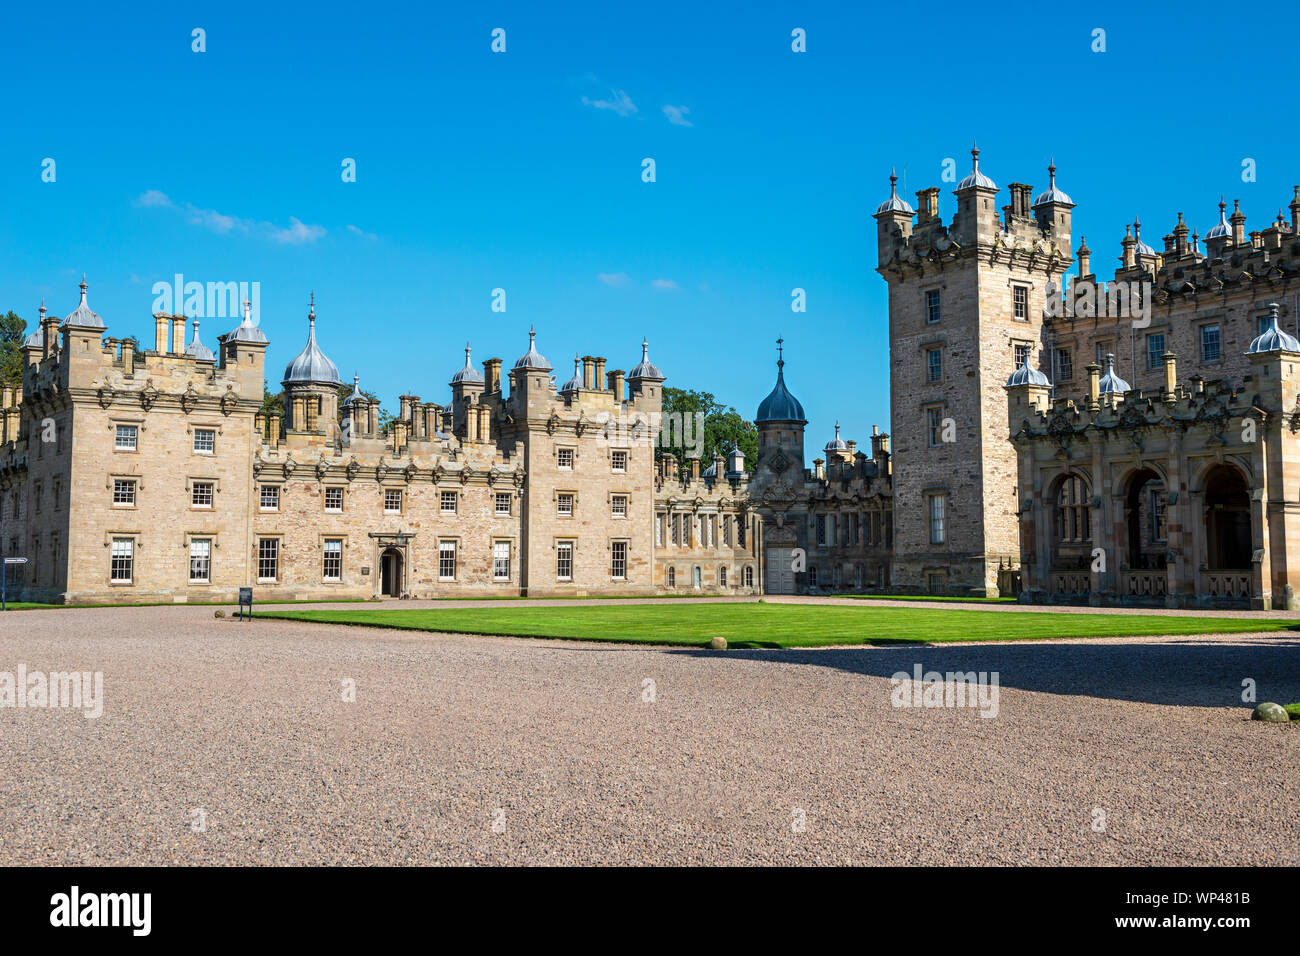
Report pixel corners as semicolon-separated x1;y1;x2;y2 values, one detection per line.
380;548;404;597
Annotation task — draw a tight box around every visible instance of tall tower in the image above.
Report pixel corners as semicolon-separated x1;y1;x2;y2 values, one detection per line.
874;148;1073;596
281;294;342;440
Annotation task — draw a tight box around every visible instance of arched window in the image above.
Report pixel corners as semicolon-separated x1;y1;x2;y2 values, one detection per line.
693;566;702;588
1054;474;1091;543
719;566;727;587
667;566;675;587
743;566;754;588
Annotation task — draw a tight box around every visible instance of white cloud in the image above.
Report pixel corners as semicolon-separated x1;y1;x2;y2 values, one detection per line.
662;105;692;127
270;217;326;245
651;278;679;290
346;224;378;241
136;190;325;244
582;89;637;117
598;272;631;287
133;189;174;208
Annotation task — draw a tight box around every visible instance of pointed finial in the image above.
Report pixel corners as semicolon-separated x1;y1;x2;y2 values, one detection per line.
38;299;46;317
353;372;360;389
242;299;252;323
308;291;316;323
641;337;649;361
971;140;980;171
1047;158;1056;183
889;167;899;197
464;341;472;366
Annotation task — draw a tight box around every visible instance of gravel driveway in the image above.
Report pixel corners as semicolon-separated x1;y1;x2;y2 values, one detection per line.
1;604;1297;865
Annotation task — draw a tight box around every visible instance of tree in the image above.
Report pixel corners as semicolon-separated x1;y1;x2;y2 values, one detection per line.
0;310;27;386
658;386;757;472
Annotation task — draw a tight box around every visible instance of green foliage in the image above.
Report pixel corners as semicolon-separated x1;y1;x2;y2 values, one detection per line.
658;386;757;472
260;386;284;415
0;310;27;386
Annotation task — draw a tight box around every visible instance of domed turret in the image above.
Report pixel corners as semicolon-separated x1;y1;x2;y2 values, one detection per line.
875;169;915;215
228;299;268;344
512;327;551;372
63;276;105;329
559;355;582;393
956;142;997;192
756;339;806;423
1005;350;1051;388
1247;303;1300;354
824;421;848;453
1205;197;1232;240
1032;161;1073;208
628;338;665;381
1098;353;1130;396
185;319;214;362
450;343;485;385
282;296;341;386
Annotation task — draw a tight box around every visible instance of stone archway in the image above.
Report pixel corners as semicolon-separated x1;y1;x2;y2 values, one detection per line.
1204;464;1251;570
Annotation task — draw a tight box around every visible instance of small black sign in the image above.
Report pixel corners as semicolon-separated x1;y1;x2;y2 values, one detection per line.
238;587;253;621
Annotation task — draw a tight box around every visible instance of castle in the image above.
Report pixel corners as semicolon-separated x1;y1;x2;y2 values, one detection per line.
4;147;1300;608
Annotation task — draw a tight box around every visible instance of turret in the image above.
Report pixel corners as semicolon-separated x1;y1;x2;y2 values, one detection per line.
755;338;806;472
280;294;341;437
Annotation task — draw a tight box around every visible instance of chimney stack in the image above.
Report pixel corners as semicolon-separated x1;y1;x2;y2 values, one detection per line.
154;314;169;353
170;315;186;355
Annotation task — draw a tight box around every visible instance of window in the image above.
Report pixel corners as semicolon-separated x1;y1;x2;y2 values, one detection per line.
670;514;679;545
438;541;457;580
556;541;573;580
257;538;279;581
611;495;628;518
721;516;730;546
557;448;574;470
611;450;627;472
1013;285;1028;320
693;566;701;588
113;479;136;506
557;493;574;517
612;541;627;579
1056;348;1073;382
667;566;675;587
440;490;457;514
260;485;280;511
325;487;343;512
1150;490;1167;542
1095;342;1109;366
189;539;211;583
926;289;942;324
816;515;826;546
926;348;942;383
719;566;727;587
1146;333;1166;370
927;407;943;447
495;492;511;516
115;425;137;450
929;494;946;545
384;489;403;514
493;541;511;580
110;538;134;583
193;428;215;454
192;481;214;508
737;519;746;548
1014;343;1030;369
1200;324;1221;363
1054;475;1091;542
323;539;342;581
809;566;819;587
744;566;753;588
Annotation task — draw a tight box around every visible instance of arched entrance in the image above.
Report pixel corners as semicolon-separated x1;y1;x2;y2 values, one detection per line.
1124;468;1167;570
380;547;404;597
1204;464;1251;570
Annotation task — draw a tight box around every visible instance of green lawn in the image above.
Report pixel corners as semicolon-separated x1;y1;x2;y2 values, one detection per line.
847;594;1017;604
0;598;367;612
254;603;1300;649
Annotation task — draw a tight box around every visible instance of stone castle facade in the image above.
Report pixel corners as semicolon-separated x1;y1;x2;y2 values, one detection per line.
4;149;1300;608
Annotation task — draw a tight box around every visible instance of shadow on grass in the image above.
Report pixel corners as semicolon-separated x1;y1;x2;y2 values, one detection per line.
671;639;1300;709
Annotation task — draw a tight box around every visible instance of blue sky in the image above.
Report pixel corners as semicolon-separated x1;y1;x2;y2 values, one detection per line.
2;0;1297;453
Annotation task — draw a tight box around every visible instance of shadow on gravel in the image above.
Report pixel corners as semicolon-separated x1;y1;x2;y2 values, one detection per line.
671;640;1300;708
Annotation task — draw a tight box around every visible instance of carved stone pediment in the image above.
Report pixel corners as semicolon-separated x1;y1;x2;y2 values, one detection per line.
97;387;115;409
575;411;589;437
459;466;472;485
316;458;330;481
375;459;389;482
404;462;418;483
345;457;360;481
546;412;560;435
513;469;525;489
220;386;237;416
181;384;200;414
282;455;297;478
140;381;159;411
